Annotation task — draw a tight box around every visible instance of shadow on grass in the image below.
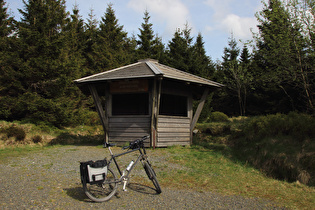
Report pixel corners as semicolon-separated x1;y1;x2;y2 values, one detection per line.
192;132;315;187
49;133;105;146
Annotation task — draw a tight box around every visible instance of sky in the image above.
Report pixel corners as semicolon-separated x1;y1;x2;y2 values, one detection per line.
6;0;263;61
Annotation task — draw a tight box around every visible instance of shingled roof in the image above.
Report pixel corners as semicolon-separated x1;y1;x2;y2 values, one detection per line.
74;59;224;88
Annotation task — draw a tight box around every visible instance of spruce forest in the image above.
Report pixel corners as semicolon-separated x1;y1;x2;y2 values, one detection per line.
0;0;314;128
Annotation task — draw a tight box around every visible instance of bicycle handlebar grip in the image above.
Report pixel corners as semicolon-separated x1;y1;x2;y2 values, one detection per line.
142;135;150;140
122;145;129;150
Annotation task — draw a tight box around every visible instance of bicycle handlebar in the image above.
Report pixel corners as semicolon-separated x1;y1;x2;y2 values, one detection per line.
122;135;150;150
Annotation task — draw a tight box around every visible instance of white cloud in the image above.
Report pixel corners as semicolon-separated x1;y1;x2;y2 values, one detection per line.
128;0;191;36
221;14;258;39
204;0;233;18
204;0;259;40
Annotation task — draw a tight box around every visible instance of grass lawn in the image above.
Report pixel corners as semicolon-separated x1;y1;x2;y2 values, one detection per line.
157;145;314;209
0;116;314;209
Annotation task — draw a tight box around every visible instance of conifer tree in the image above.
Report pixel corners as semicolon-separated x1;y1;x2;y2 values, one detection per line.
192;33;216;121
166;24;194;73
64;4;86;79
97;4;129;69
192;33;215;78
253;0;313;112
0;0;22;119
83;8;99;75
0;0;13;38
214;35;251;116
137;10;154;58
15;0;81;126
63;4;87;92
137;10;164;60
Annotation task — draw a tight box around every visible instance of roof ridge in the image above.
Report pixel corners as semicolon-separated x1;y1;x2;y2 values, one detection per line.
145;61;164;75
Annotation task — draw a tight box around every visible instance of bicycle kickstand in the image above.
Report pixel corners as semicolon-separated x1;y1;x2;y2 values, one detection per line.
122;177;128;191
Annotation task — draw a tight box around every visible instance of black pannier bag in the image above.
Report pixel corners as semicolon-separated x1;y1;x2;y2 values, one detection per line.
80;159;108;184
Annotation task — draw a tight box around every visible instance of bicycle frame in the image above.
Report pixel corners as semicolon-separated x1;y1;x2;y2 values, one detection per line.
107;146;146;181
81;136;161;202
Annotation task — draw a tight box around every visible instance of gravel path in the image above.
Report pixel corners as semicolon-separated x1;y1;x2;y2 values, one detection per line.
0;145;285;209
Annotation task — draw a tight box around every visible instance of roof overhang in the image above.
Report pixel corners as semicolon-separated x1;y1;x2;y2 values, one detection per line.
74;59;224;91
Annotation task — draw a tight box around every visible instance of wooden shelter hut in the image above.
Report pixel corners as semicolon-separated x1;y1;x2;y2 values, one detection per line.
75;59;223;147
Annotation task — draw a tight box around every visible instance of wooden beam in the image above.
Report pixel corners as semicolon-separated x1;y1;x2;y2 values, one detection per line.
156;78;162;128
150;77;162;149
150;79;157;148
190;88;209;132
89;84;109;143
155;79;162;148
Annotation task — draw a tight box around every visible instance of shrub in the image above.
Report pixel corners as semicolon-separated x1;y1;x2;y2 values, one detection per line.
233;112;315;185
202;124;231;136
32;135;43;143
6;125;26;141
241;112;315;141
72;109;100;126
207;112;229;122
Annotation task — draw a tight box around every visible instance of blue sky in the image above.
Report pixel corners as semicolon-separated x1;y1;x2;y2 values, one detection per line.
7;0;263;61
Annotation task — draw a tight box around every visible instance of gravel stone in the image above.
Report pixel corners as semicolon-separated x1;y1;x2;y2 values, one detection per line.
0;145;286;209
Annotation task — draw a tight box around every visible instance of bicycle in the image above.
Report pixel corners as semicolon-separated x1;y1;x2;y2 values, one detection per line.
80;135;162;202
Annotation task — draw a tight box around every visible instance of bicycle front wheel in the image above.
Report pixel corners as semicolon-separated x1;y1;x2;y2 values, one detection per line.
143;161;162;194
83;167;118;202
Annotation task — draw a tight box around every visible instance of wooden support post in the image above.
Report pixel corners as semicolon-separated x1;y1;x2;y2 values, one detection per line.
155;78;162;148
151;79;157;148
89;85;109;144
190;88;209;141
150;77;162;149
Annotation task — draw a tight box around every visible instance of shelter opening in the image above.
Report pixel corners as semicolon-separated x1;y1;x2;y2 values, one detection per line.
112;93;149;115
159;94;187;117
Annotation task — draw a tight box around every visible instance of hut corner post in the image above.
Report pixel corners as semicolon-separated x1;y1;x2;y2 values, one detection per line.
151;77;162;149
190;88;210;143
88;84;109;144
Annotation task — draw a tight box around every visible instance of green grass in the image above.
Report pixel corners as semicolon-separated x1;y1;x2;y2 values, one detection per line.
0;144;61;164
0;115;314;209
158;145;314;209
1;141;314;209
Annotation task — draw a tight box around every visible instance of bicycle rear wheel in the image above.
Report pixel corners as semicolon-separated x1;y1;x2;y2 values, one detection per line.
143;161;162;194
83;167;118;202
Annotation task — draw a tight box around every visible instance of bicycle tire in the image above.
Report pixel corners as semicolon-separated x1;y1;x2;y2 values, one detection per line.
83;167;118;202
143;161;162;194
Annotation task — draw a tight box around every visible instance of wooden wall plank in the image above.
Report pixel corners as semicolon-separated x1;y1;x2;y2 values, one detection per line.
157;138;191;142
157;133;191;137
108;116;151;146
157;142;190;147
109;123;149;128
109;117;150;123
157;116;191;147
158;116;190;123
158;127;190;133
